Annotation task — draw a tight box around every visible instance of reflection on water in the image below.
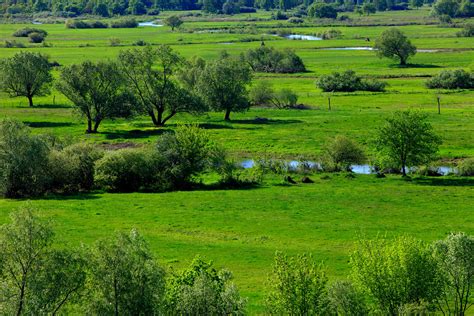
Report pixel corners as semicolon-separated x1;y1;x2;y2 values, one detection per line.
285;34;323;40
138;21;163;27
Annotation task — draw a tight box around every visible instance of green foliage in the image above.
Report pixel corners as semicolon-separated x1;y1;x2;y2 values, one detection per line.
266;252;328;315
197;53;252;120
374;28;417;65
426;69;474;89
432;232;474;315
87;229;166;315
308;3;338;18
0;205;85;315
48;143;100;193
95;148;163;192
456;23;474;37
110;18;138;28
244;45;306;74
457;158;474;176
432;0;460;18
249;82;298;108
0;51;53;107
28;32;46;43
164;15;183;31
326;280;369;315
362;2;376;15
12;27;48;37
0;119;50;198
373;110;442;176
351;236;443;315
166;256;247;315
317;70;387;92
321;135;366;172
65;20;108;29
157;124;217;187
57;60;135;133
119;46;204;127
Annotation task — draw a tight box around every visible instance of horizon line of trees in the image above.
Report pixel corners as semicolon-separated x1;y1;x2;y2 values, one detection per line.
1;0;472;18
1;204;473;315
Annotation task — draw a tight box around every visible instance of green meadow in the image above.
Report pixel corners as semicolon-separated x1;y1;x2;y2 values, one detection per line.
0;7;473;312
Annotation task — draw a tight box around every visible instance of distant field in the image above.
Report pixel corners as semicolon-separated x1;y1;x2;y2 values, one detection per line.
0;7;473;313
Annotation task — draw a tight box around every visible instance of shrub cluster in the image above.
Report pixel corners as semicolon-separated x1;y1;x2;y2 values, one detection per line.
0;120;240;197
250;81;299;108
456;24;474;37
458;158;474;176
12;27;48;37
244;46;306;74
65;19;108;29
317;70;387;92
110;18;138;28
426;69;474;89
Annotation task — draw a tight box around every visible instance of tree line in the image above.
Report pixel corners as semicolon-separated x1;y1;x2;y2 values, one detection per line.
1;205;473;315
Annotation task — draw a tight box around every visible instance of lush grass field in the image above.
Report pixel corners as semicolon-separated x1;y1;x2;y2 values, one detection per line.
0;174;473;312
0;7;473;313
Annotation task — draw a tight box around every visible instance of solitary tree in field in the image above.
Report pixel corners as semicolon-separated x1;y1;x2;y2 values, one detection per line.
373;110;441;176
197;53;252;121
57;61;134;133
374;28;416;66
164;15;183;31
0;51;53;107
119;46;205;127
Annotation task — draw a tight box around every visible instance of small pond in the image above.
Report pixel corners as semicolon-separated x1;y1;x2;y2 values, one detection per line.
138;21;163;27
285;34;322;41
240;160;457;175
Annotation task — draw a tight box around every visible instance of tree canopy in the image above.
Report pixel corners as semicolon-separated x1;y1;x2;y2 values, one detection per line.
0;51;53;107
374;28;417;65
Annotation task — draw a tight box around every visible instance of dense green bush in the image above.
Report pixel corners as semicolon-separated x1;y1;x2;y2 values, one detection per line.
12;27;48;37
326;281;369;315
157;124;217;187
321;135;365;172
48;143;100;193
0;119;50;198
317;70;387;92
165;257;247;314
65;20;108;29
458;158;474;176
456;24;474;37
426;69;474;89
266;252;328;314
110;18;138;28
244;46;306;73
95;148;162;192
249;81;299;108
308;2;337;18
28;32;46;43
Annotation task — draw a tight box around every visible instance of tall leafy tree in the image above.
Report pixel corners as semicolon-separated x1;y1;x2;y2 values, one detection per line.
119;46;205;127
0;51;53;107
0;205;86;315
164;15;183;30
373;110;441;176
197;53;252;121
86;229;166;315
57;61;134;133
374;28;417;66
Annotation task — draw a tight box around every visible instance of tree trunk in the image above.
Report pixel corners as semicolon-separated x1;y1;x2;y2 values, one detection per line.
92;119;101;133
27;95;34;107
86;119;93;134
400;57;407;66
402;165;407;176
17;278;26;316
224;109;231;121
156;109;164;126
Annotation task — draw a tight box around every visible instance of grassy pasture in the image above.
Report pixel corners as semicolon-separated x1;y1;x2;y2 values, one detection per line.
0;7;473;313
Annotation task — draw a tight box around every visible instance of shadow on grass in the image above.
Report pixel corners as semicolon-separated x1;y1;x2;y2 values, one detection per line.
198;123;234;130
412;177;474;187
34;103;72;109
231;118;302;125
26;192;102;201
24;121;74;128
103;129;167;140
389;64;442;69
